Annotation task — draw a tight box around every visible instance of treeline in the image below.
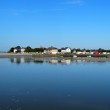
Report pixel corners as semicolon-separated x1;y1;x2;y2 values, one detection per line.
25;46;46;53
8;46;46;53
8;46;110;53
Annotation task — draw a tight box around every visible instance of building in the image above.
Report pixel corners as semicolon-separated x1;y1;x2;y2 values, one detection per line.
20;48;25;53
45;46;58;54
61;47;71;54
102;52;107;54
13;47;25;53
94;51;100;54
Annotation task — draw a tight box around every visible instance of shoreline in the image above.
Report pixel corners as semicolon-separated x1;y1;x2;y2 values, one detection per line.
0;53;109;57
0;53;110;62
0;53;32;56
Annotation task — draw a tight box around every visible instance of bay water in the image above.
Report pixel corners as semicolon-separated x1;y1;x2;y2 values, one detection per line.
0;56;110;110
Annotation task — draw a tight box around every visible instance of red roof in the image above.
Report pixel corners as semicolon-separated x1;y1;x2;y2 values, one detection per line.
94;51;100;54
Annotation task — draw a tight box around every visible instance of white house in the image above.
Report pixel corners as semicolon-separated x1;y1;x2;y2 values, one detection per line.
13;48;25;53
102;52;107;54
76;51;83;54
45;47;58;54
85;52;90;54
21;48;25;53
90;52;94;54
14;49;17;53
61;47;71;54
73;50;76;54
76;51;91;55
107;52;110;54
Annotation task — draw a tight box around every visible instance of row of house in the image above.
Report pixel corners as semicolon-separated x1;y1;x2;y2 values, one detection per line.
13;46;110;55
13;46;71;54
44;47;71;54
43;47;110;55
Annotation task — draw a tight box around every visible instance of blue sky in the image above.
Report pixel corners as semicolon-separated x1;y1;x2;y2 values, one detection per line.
0;0;110;51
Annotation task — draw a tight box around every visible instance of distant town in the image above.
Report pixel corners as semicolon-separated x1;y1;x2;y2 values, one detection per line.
7;46;110;58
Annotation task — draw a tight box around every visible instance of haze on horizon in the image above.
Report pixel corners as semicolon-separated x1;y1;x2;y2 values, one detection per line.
0;0;110;51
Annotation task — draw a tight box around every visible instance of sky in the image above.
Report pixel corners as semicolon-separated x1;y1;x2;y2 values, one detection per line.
0;0;110;51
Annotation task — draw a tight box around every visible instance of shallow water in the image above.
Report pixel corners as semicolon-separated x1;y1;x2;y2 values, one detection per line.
0;56;110;110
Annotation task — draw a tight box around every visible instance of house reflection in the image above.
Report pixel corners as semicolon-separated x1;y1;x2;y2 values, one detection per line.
9;57;108;65
61;59;71;65
10;57;72;65
10;57;32;64
49;60;58;64
10;57;23;64
34;60;44;64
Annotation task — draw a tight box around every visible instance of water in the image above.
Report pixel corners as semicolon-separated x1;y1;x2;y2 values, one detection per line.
0;56;110;110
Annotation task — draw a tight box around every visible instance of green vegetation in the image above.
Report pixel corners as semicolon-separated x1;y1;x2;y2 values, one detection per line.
33;48;45;53
8;47;14;53
8;46;46;53
8;46;21;53
25;46;32;52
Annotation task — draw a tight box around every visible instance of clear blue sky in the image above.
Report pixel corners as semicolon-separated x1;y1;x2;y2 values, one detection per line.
0;0;110;51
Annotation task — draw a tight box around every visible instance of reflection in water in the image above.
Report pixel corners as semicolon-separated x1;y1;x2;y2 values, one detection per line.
10;56;32;64
9;56;110;65
10;57;72;65
61;59;71;65
1;57;110;110
49;60;58;64
34;60;44;64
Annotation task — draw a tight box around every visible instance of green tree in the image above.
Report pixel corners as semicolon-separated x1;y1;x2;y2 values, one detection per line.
76;48;81;52
33;48;45;53
25;46;33;52
86;49;90;52
16;46;21;49
8;47;14;53
106;50;110;52
58;49;61;52
98;48;106;53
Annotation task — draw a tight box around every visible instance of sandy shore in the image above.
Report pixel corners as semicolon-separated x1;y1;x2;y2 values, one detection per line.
0;53;32;56
0;53;110;60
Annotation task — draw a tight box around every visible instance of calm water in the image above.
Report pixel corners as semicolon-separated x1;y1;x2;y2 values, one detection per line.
0;56;110;110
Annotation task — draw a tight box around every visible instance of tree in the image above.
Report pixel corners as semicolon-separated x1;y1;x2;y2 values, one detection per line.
8;47;14;53
98;48;106;53
33;48;45;53
58;49;61;52
25;46;33;52
106;50;110;52
86;49;90;52
76;48;81;52
15;46;21;49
